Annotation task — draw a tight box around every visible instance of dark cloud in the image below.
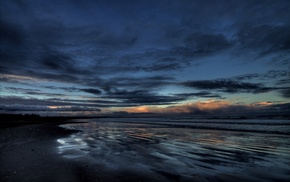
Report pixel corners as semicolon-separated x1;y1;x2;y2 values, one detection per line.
5;87;68;97
53;106;101;112
180;70;290;95
182;80;271;94
25;71;80;83
174;91;222;98
101;76;174;90
41;53;72;71
0;20;25;46
166;101;290;116
237;25;290;55
0;104;101;112
233;70;289;81
277;79;290;85
103;89;185;105
0;96;105;111
0;96;73;106
280;89;290;98
80;88;102;95
0;88;187;108
25;92;67;97
96;89;222;106
0;104;49;112
0;0;289;115
5;87;40;93
145;62;183;72
1;0;289;84
184;33;232;54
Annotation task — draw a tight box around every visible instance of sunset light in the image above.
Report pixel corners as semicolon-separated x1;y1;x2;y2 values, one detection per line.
1;1;290;181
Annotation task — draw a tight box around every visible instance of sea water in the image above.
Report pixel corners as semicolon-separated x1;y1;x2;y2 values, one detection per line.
57;118;290;181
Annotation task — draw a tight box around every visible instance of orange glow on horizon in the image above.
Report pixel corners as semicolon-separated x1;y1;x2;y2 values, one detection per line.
165;100;231;113
126;106;151;113
48;106;59;109
123;100;232;114
250;101;273;107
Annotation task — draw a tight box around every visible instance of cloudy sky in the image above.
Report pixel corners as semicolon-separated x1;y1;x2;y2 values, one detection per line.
0;0;289;116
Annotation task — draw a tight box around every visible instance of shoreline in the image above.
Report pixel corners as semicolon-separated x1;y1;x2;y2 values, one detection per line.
0;122;80;182
1;118;289;182
0;121;175;182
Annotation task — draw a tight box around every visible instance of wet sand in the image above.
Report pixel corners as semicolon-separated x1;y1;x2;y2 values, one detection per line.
0;122;184;182
0;124;151;182
1;120;289;182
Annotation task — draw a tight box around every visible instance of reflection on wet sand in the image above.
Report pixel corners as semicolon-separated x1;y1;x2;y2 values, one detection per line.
58;120;290;181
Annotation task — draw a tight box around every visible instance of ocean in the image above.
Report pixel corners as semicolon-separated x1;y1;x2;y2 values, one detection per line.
58;118;290;181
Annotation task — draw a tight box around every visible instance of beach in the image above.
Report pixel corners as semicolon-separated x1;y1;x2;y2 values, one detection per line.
0;121;173;182
1;118;290;182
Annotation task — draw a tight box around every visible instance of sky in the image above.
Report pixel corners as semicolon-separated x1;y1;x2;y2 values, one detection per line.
0;0;289;116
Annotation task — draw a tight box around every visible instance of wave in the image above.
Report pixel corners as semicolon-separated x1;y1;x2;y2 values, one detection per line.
71;118;290;135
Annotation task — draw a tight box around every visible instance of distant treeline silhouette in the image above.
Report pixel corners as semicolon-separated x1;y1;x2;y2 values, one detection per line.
0;114;92;128
1;114;41;121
